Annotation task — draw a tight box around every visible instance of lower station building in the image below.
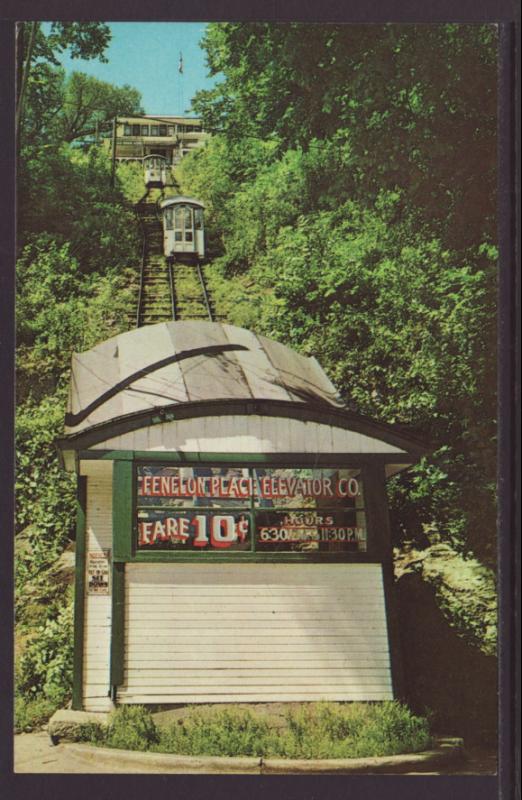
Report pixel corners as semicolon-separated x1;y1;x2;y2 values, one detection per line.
58;321;426;712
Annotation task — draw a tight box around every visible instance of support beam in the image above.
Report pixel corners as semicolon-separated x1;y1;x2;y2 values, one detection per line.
362;462;406;700
72;476;87;710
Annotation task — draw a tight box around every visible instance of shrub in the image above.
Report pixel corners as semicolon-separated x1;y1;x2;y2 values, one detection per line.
105;706;159;751
157;708;272;757
263;702;430;759
117;160;147;204
16;600;74;707
82;702;431;759
14;696;58;733
75;721;107;744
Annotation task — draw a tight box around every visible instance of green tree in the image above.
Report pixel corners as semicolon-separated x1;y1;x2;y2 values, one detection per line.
58;72;143;142
186;23;498;566
16;21;111;141
194;23;497;250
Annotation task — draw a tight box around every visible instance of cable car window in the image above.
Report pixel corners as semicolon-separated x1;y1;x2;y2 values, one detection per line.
164;208;173;230
141;125;149;135
159;125;167;136
123;124;132;136
185;232;193;242
184;207;192;227
151;125;159;135
167;126;174;136
174;206;183;228
132;124;140;136
175;231;182;241
194;209;203;230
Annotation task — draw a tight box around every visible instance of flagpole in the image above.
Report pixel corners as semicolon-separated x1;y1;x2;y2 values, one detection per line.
178;51;184;114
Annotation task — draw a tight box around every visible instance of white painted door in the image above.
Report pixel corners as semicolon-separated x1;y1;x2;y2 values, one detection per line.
119;563;393;704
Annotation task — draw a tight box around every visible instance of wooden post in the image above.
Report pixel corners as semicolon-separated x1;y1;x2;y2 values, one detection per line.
72;476;87;710
110;458;133;695
110;117;117;187
362;462;406;701
15;21;37;144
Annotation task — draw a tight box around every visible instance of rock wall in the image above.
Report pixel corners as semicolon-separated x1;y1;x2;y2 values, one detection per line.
395;546;497;744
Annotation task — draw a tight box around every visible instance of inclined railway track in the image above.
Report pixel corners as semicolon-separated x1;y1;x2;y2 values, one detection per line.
135;188;217;327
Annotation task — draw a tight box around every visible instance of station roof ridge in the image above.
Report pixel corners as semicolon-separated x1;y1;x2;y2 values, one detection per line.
58;321;430;461
63;321;341;433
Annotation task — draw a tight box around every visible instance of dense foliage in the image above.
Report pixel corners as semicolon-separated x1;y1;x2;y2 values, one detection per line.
15;22;498;729
15;28;140;719
16;22;112;146
181;23;498;568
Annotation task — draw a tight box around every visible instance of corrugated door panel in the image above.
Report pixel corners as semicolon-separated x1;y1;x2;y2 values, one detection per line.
119;564;393;704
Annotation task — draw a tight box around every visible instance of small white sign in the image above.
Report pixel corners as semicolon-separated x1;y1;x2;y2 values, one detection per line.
87;550;111;595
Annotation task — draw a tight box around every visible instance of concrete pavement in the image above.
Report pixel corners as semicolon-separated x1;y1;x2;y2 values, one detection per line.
12;732;493;775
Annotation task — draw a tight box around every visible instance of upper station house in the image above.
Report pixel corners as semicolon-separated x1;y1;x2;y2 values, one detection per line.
58;318;427;712
111;115;208;166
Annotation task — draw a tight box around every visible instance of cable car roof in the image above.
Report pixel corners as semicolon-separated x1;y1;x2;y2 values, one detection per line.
160;197;205;209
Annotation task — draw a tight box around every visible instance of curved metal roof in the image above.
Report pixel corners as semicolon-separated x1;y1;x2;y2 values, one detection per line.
160;197;205;209
64;321;343;437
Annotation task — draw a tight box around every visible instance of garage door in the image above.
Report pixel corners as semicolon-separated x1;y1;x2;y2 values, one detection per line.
118;562;393;704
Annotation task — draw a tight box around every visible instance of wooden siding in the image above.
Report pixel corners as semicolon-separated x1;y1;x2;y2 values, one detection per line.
119;563;393;704
83;473;113;712
91;415;406;455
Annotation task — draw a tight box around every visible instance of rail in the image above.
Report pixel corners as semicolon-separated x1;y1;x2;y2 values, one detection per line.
168;263;177;321
134;185;217;327
134;188;150;329
195;259;214;322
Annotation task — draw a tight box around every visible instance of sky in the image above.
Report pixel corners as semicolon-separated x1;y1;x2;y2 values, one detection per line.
54;22;219;116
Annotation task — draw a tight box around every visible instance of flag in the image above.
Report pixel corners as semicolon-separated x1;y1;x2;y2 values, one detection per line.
178;52;184;74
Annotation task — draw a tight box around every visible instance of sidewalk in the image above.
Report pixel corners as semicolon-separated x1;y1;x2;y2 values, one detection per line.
13;732;496;775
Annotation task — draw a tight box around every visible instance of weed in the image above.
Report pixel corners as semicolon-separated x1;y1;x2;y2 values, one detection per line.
81;702;431;760
14;696;58;733
105;706;159;751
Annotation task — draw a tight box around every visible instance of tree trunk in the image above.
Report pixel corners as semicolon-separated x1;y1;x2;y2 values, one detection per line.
16;21;38;144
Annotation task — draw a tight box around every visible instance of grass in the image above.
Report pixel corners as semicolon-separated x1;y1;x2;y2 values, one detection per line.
14;696;60;733
77;702;432;760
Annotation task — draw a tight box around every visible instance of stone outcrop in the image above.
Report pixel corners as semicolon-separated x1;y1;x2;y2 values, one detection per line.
394;544;497;744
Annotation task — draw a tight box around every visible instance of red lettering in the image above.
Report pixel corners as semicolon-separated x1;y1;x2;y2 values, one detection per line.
138;521;152;545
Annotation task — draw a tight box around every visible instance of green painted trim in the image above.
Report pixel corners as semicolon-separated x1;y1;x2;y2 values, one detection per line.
58;399;430;456
113;460;133;561
131;552;377;564
382;558;406;701
110;562;125;688
81;450;414;466
110;450;135;461
136;504;367;512
362;463;405;700
72;476;87;711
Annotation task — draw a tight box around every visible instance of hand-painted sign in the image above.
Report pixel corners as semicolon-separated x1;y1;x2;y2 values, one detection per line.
137;510;250;550
137;467;359;503
136;466;366;553
86;550;111;594
256;510;366;552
